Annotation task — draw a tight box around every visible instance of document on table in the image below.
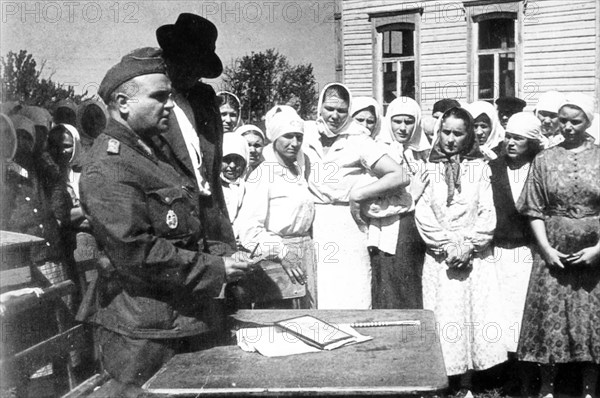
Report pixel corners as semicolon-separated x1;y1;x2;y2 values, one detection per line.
236;324;372;357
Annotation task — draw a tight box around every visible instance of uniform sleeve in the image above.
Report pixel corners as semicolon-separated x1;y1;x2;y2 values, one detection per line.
463;163;496;251
415;182;463;251
237;166;285;259
80;161;225;297
516;154;546;219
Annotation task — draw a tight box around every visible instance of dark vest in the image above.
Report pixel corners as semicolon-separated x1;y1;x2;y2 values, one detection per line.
489;156;534;247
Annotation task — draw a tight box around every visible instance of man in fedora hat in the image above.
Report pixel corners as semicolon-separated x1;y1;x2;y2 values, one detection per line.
156;13;237;256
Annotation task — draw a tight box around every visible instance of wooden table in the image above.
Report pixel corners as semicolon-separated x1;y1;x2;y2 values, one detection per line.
143;309;448;396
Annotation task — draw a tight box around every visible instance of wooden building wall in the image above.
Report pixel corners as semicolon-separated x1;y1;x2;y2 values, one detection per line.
340;0;599;113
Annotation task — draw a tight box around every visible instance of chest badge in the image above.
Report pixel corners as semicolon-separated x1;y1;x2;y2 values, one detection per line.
166;210;178;229
107;139;120;154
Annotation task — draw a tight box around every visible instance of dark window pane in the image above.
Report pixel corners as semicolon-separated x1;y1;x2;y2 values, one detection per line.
383;62;397;104
383;29;414;57
478;54;494;100
478;18;515;50
400;60;415;99
499;53;515;97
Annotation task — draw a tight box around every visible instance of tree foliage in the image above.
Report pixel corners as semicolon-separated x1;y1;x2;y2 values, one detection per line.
1;50;82;109
222;49;318;122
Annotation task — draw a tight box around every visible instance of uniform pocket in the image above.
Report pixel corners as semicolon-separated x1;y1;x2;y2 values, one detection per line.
146;186;201;241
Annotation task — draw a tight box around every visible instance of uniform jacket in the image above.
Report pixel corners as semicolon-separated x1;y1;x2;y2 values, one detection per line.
80;119;227;339
158;82;236;254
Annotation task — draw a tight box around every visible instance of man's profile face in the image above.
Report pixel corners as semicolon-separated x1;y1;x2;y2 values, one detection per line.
165;59;202;91
125;73;173;136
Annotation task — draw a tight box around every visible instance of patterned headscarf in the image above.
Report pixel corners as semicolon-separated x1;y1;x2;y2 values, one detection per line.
428;107;482;206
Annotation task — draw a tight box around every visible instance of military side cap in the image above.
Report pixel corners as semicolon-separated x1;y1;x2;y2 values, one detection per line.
98;47;166;104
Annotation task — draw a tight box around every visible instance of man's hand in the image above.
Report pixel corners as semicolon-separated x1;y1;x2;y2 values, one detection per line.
223;254;251;282
281;251;306;285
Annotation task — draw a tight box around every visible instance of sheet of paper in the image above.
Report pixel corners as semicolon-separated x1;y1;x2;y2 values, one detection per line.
236;324;372;357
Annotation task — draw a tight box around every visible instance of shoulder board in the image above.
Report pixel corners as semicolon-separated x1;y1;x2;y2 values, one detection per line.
107;138;120;154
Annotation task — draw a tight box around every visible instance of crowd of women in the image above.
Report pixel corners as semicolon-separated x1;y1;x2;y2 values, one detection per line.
215;86;599;398
1;82;598;397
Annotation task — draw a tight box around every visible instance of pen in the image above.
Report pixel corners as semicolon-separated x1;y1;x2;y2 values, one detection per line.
249;243;260;259
350;320;421;328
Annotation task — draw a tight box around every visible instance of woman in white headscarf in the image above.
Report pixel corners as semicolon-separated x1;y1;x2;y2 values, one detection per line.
238;110;316;308
364;97;430;309
221;132;250;241
236;124;266;177
534;90;566;148
517;93;600;398
464;100;505;161
303;83;409;309
351;96;382;138
489;112;544;354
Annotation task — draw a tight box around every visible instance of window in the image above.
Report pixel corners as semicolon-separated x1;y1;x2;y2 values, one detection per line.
381;25;416;104
466;2;522;103
475;15;516;101
370;10;421;109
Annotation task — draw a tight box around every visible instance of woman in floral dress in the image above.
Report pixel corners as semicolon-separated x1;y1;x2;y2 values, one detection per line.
517;93;600;398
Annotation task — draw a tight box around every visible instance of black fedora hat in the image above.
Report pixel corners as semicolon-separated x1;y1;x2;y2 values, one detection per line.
156;13;223;79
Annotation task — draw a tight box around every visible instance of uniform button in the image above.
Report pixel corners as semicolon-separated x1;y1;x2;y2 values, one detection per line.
39;224;44;229
46;242;50;246
165;197;171;203
25;197;31;201
33;208;38;213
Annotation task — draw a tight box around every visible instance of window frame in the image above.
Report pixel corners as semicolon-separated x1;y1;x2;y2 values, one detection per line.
369;9;422;107
465;2;523;103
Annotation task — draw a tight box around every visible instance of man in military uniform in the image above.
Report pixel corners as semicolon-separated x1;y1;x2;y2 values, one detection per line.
495;96;527;129
79;48;250;392
155;13;236;252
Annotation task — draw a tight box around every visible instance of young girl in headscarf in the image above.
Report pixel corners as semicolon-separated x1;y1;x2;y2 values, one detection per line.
351;96;382;138
221;132;250;241
534;90;566;148
464;100;505;161
415;107;508;395
365;97;430;309
217;91;243;133
302;83;409;309
236;124;266;178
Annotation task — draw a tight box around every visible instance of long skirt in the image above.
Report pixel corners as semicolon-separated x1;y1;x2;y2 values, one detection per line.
517;214;600;364
313;203;371;309
493;245;533;352
371;212;426;309
422;248;509;376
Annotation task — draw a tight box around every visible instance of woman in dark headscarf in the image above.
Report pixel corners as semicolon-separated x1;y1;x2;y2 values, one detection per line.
415;107;507;395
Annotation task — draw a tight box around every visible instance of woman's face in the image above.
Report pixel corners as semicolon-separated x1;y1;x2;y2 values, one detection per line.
353;109;376;134
390;114;416;144
473;113;492;146
221;154;245;181
321;95;349;133
243;132;264;168
220;104;239;133
274;133;303;164
558;106;590;147
59;131;74;164
504;132;531;160
439;116;468;156
537;110;560;137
